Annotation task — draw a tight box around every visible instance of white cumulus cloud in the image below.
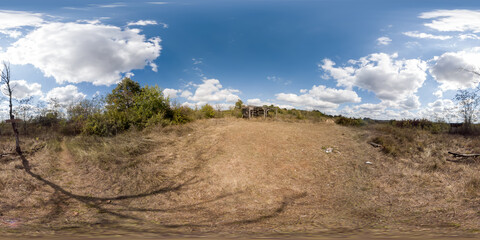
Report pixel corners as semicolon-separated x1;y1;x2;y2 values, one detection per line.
275;85;361;110
3;22;162;86
429;47;480;91
341;102;417;120
163;79;241;108
180;90;192;98
42;85;86;105
1;80;42;100
419;99;457;122
163;88;180;98
246;98;294;109
398;94;421;110
188;79;240;104
320;53;427;102
433;90;443;98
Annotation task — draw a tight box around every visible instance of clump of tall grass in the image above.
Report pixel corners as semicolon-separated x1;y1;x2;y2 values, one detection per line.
369;124;424;157
465;178;480;197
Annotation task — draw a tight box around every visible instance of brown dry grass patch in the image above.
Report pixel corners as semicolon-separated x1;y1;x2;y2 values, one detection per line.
0;118;479;237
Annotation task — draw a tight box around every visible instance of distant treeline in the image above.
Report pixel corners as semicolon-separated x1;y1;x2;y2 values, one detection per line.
335;116;478;135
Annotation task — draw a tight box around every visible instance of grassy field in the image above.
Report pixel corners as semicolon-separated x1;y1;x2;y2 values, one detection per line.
0;118;479;238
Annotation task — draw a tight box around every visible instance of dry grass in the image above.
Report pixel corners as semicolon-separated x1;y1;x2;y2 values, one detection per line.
0;118;479;237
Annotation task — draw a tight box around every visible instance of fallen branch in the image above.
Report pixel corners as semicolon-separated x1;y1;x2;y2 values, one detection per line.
0;152;16;158
369;142;382;148
448;151;480;158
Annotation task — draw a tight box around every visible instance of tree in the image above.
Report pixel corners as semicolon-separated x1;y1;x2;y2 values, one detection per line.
235;99;243;109
67;96;104;134
201;104;215;118
106;77;141;111
16;97;33;135
1;62;21;154
130;85;170;128
84;79;172;135
454;88;480;133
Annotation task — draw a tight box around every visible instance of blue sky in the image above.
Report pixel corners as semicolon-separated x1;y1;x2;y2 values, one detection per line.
1;0;480;121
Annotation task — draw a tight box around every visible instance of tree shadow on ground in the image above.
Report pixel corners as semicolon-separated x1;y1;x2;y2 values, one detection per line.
14;151;307;231
17;152;199;220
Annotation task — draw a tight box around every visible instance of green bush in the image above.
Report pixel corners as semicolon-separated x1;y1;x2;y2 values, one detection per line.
171;106;194;124
83;113;116;136
130;85;170;129
201;104;216;119
82;78;173;135
389;119;450;134
335;116;365;127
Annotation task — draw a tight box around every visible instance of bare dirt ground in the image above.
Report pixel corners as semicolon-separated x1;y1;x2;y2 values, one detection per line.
0;118;479;239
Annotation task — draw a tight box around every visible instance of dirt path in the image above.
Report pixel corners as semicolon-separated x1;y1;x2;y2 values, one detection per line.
7;118;476;238
119;119;386;232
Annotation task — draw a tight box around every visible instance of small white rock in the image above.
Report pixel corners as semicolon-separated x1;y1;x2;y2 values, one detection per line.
365;161;373;165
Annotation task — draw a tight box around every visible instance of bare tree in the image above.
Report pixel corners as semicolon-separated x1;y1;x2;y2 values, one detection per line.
455;89;479;130
452;68;480;133
16;96;34;135
1;62;22;154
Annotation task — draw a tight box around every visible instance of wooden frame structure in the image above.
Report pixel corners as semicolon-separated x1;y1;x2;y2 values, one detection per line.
242;105;277;119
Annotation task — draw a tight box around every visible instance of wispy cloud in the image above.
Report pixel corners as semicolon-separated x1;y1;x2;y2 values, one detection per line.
127;20;157;26
90;2;126;8
419;9;480;32
192;58;203;65
459;33;480;40
403;31;452;40
267;76;291;85
63;6;88;11
0;10;44;38
147;2;169;4
376;36;391;45
127;20;168;28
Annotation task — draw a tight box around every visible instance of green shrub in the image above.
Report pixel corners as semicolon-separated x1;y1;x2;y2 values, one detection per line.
171;106;194;124
82;78;173;135
130;85;170;129
294;110;305;120
83;113;116;136
335;116;365;127
389;119;449;134
201;104;216;119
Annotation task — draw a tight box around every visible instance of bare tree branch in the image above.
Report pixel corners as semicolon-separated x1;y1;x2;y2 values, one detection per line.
1;61;22;154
